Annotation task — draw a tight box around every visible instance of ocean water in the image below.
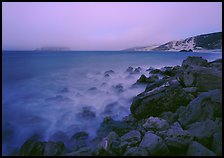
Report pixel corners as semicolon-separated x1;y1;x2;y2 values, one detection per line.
2;51;222;155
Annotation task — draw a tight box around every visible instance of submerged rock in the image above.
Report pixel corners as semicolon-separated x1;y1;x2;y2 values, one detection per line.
104;70;115;75
126;66;134;73
44;141;64;156
76;106;96;120
112;84;124;93
126;66;142;74
60;87;69;93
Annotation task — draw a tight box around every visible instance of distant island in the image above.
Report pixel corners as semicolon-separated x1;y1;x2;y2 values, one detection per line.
34;46;70;51
124;32;222;52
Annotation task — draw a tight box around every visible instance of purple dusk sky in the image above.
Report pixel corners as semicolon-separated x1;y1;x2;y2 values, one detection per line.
2;2;222;50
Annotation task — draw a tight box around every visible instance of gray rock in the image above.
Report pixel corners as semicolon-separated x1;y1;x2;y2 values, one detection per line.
104;70;115;75
183;87;197;93
97;131;120;156
131;85;193;119
143;116;169;131
186;119;221;147
159;111;178;124
65;147;92;156
187;141;216;156
182;56;208;68
76;106;96;120
44;141;64;156
49;131;69;144
126;66;134;73
139;132;169;155
120;130;141;147
178;89;222;127
123;147;148;156
211;132;222;156
70;131;89;151
208;58;222;71
113;83;124;93
19;136;46;156
179;58;222;91
97;117;132;138
163;122;193;153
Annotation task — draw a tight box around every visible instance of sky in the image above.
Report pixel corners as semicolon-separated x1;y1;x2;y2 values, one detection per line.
2;2;222;50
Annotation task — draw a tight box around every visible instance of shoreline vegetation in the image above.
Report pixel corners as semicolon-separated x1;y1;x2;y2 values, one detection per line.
13;56;222;156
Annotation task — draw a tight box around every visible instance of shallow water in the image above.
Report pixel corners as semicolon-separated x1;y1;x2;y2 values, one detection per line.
2;50;222;155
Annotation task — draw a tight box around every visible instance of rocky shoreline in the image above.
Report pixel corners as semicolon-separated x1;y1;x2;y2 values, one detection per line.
17;56;222;156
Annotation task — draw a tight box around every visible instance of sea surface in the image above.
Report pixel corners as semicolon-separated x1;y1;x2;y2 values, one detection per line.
2;50;222;155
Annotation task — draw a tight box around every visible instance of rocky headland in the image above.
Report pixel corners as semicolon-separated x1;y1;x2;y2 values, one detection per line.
17;56;222;156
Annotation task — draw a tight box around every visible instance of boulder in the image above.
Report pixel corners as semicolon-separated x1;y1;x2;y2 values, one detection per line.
60;87;69;93
96;131;120;156
187;141;216;156
136;74;159;84
49;131;69;144
178;89;222;127
144;79;167;92
102;102;118;116
161;66;181;77
143;117;169;131
182;56;208;68
150;69;163;74
119;130;141;150
44;141;64;156
126;66;134;73
65;147;92;156
146;66;155;71
133;67;142;74
139;132;169;156
19;135;46;156
104;70;115;75
70;131;89;151
157;122;193;154
159;111;178;124
131;85;193;119
112;84;124;93
97;117;132;138
179;57;222;91
186;119;221;147
104;74;110;78
211;132;222;156
123;147;148;156
208;58;222;71
136;74;148;83
76;106;96;120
